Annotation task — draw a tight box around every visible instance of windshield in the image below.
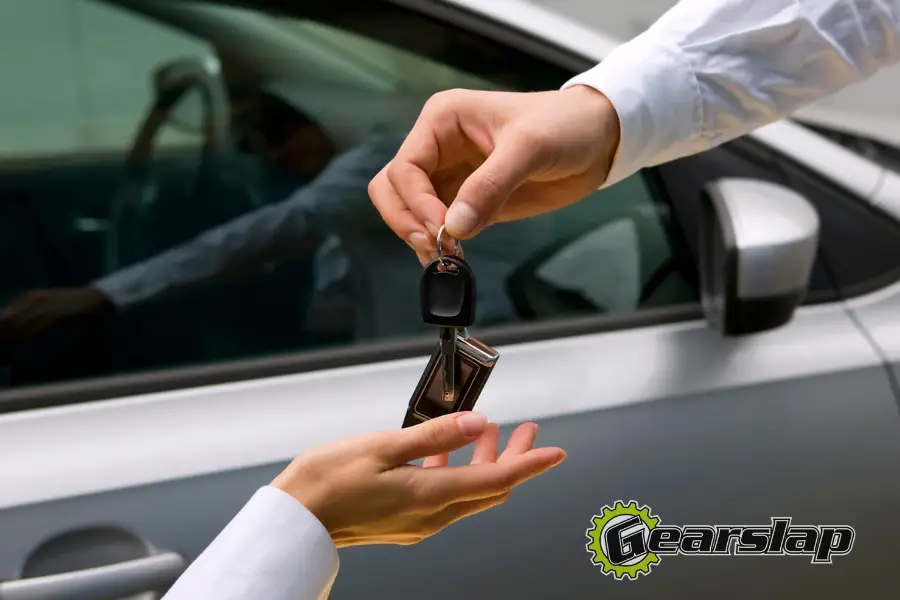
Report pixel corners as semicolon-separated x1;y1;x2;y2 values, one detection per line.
120;0;511;149
272;17;501;94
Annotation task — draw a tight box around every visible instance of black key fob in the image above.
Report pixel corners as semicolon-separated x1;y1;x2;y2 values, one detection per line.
420;255;477;327
405;228;497;428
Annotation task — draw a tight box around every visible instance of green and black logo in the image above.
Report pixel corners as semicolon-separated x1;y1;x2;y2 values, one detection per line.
585;500;855;581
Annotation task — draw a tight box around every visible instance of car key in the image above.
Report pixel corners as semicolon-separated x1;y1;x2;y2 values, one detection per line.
405;226;498;428
403;330;499;428
420;226;476;404
439;326;457;403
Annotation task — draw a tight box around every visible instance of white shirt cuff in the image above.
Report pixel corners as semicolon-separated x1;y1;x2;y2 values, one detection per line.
561;32;704;187
162;486;339;600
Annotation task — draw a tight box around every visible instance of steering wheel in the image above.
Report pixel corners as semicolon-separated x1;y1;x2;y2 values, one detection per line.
106;56;260;271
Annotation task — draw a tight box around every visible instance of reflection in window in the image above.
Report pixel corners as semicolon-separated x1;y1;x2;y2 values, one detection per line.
0;0;695;397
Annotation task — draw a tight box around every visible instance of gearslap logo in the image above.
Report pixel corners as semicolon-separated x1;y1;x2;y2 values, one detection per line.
585;501;855;581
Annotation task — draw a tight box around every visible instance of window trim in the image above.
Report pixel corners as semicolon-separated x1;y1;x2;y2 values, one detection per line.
0;0;704;413
0;303;702;413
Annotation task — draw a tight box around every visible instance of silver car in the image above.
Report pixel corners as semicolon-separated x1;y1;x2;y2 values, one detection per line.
1;0;899;598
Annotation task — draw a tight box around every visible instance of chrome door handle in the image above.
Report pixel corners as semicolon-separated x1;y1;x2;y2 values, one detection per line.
0;552;185;600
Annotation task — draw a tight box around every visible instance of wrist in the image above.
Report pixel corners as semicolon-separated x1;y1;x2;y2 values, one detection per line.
85;286;115;312
271;459;336;539
563;84;621;183
78;285;116;315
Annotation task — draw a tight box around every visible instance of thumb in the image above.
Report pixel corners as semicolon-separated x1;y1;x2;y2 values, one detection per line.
384;412;488;465
445;134;546;239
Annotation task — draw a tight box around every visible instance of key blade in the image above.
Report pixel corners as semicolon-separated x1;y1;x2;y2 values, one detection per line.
440;327;457;404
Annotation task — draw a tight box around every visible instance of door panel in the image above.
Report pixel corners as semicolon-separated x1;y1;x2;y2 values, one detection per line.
847;280;900;390
0;464;280;587
336;365;900;599
0;302;877;509
0;301;891;597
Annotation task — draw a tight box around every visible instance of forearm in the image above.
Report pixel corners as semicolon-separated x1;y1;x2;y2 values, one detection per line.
161;487;339;600
565;0;900;186
93;136;396;309
94;201;321;309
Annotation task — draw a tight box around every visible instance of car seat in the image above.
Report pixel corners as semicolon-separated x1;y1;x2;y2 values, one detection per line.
505;174;685;320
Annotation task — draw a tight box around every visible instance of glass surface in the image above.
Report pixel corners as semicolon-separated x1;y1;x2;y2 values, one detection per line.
0;0;695;399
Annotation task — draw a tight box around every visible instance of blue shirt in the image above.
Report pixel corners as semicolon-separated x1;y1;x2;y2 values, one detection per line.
95;132;550;340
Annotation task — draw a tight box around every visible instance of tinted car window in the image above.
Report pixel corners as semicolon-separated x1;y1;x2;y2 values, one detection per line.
0;0;697;403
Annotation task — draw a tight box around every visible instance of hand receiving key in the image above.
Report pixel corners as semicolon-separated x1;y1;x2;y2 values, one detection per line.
404;226;499;428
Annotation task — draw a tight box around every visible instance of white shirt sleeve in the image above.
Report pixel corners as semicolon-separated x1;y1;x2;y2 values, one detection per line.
161;486;339;600
563;0;900;187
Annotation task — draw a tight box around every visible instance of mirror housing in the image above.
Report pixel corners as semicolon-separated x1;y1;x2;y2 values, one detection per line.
699;178;819;336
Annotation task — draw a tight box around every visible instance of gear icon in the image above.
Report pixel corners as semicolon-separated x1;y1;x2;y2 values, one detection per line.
586;500;662;580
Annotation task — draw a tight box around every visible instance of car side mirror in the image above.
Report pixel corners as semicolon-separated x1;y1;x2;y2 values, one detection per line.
699;178;819;336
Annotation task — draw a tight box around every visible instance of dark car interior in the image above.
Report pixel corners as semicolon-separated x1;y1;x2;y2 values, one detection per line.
0;53;336;390
0;0;702;396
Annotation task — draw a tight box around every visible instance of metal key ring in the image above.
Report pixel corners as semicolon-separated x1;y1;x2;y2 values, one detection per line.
436;224;461;266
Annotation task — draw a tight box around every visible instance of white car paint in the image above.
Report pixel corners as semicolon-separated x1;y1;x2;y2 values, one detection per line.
848;277;900;371
871;167;900;221
439;0;621;57
0;299;880;510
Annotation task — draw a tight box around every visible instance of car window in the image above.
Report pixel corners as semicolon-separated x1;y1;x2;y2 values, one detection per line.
654;136;900;303
506;174;697;321
0;0;214;160
0;0;697;405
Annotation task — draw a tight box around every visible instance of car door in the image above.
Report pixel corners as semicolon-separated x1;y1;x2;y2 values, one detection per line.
2;1;900;599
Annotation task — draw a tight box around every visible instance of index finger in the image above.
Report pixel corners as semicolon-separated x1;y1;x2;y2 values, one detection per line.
368;166;435;264
386;125;449;237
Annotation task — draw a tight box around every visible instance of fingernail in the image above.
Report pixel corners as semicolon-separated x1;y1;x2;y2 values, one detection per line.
456;412;487;437
546;450;567;467
425;222;440;238
409;232;433;254
446;202;479;237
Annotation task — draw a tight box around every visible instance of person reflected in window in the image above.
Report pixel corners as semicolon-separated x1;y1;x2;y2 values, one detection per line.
0;84;550;349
